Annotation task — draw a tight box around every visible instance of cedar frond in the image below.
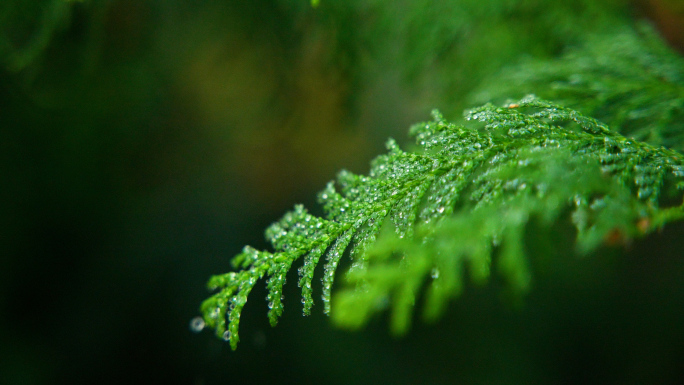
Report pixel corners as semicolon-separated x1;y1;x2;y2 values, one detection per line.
199;96;684;349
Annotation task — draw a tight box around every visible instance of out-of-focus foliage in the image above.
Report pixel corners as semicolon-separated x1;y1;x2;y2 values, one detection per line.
0;0;73;71
471;23;684;152
299;0;633;115
2;1;381;383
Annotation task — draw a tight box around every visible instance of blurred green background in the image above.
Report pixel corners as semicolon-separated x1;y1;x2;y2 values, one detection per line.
2;1;684;384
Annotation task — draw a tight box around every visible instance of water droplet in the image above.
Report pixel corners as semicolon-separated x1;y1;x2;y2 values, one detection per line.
222;330;232;341
209;307;220;319
431;268;440;279
189;316;205;333
638;188;653;199
590;198;606;210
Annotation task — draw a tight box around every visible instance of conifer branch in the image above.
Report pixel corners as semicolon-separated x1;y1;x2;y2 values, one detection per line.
199;96;684;349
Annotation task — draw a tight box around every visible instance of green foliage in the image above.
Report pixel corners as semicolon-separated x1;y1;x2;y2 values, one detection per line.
0;0;75;71
199;95;684;349
195;0;684;352
323;0;632;115
471;22;684;152
333;97;684;333
392;0;626;78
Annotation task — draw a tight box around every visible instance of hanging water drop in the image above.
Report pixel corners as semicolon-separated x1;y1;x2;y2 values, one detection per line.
222;330;232;341
189;316;205;333
638;188;653;199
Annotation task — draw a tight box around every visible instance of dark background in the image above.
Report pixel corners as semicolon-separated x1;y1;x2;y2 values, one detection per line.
2;1;684;384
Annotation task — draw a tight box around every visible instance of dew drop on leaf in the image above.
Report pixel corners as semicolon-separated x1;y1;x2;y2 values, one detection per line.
209;307;220;320
222;330;232;341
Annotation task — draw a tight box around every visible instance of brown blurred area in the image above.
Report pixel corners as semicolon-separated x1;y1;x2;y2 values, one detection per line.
639;0;684;52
